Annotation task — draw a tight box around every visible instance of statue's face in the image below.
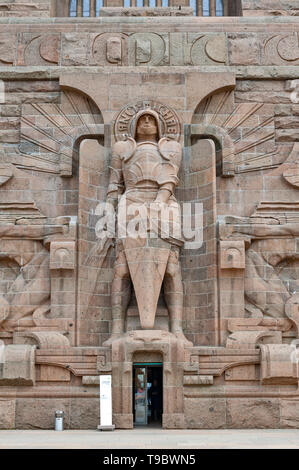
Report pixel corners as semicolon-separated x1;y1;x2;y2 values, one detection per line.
136;114;158;138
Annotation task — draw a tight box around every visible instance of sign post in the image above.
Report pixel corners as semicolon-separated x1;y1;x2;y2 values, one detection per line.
98;375;115;431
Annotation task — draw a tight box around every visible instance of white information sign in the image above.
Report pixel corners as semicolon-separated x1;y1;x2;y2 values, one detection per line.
100;375;113;427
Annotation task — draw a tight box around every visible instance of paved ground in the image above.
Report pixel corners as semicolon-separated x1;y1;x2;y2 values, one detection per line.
1;429;299;449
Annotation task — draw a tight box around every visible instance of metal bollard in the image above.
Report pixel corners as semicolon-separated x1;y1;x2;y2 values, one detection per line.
55;410;64;431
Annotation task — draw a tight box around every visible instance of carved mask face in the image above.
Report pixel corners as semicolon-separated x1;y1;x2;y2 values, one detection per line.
136;114;158;138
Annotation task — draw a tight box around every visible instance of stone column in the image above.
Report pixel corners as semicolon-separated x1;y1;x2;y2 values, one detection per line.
50;238;77;346
103;0;124;6
51;0;69;17
210;0;216;15
218;240;246;346
196;0;203;15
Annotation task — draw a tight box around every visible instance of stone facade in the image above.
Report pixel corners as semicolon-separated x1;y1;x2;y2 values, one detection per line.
0;0;51;17
0;0;299;429
242;0;299;16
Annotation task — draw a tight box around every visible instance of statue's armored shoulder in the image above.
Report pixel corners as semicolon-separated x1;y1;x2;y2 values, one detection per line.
158;138;182;166
112;138;136;161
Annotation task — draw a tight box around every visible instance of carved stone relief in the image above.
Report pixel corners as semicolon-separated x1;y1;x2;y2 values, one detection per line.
263;33;299;65
220;218;299;324
192;90;278;176
220;241;245;270
92;33;128;66
244;244;295;320
219;201;299;353
0;34;16;65
17;33;60;66
282;143;299;188
0;200;76;348
19;90;104;176
50;241;76;270
0;239;51;333
4;28;299;68
0;32;229;67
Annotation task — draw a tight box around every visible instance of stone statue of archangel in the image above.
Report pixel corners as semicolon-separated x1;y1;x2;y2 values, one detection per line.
103;108;192;346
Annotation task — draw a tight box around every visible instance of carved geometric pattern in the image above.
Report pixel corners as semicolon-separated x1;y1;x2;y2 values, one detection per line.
19;90;104;176
263;33;299;66
35;348;98;376
193;90;278;174
190;349;260;378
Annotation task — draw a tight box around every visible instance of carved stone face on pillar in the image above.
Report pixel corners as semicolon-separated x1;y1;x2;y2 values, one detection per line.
103;105;192;347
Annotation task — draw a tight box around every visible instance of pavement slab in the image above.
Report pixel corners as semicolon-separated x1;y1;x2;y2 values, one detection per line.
1;429;299;449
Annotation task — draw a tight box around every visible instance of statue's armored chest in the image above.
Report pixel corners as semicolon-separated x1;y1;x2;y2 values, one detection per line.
121;142;163;187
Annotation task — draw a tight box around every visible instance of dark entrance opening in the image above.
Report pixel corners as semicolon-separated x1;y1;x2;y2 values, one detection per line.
133;363;163;427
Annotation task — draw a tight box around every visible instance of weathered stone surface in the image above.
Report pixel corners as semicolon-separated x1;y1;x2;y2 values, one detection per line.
227;399;280;428
228;33;260;66
276;129;299;141
39;365;70;382
50;241;76;270
69;398;99;429
220;241;245;270
61;34;90;66
163;413;185;429
183;375;213;385
243;0;299;16
0;34;16;65
15;397;98;430
185;398;226;429
280;400;299;428
0;399;15;429
16;398;68;429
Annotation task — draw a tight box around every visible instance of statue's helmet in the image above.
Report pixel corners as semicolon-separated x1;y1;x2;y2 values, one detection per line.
132;109;162;141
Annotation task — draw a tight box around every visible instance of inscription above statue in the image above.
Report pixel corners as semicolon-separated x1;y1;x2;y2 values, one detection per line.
114;100;181;142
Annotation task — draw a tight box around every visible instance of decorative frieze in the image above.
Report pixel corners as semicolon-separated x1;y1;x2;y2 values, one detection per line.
2;27;299;68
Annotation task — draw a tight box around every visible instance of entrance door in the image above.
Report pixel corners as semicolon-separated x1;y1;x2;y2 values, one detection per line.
133;363;163;426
